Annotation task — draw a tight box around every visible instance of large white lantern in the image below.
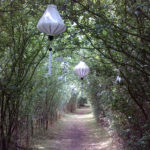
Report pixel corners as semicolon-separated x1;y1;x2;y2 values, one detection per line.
74;61;90;80
37;4;66;75
37;4;66;38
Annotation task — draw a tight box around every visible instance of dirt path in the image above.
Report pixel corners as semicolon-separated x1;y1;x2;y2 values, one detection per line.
33;107;122;150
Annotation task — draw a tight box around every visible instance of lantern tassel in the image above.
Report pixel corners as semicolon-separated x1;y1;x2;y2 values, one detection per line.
48;48;52;75
81;80;83;97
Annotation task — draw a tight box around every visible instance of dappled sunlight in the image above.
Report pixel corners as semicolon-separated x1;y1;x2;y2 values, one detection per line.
74;113;93;119
34;145;45;149
97;140;112;149
32;107;122;150
86;139;113;150
34;139;62;149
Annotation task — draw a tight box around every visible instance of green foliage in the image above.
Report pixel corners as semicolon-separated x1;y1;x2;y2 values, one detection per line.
66;92;78;113
78;97;87;107
0;0;150;149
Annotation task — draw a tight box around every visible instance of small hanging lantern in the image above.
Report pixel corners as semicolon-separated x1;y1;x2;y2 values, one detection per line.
74;61;89;97
37;4;66;75
116;75;121;83
74;61;90;80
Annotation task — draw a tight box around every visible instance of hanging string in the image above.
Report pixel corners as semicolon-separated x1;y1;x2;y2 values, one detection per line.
48;48;52;75
81;78;83;97
64;0;68;7
58;0;68;11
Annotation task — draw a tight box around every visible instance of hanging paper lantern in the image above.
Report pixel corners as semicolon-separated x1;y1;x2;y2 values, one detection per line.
37;4;66;39
74;61;90;80
37;4;66;75
74;61;89;97
116;75;122;83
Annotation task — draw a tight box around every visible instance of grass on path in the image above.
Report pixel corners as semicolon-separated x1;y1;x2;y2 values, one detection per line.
32;107;123;150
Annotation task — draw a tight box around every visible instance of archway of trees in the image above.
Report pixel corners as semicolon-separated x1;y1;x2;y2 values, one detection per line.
0;0;150;150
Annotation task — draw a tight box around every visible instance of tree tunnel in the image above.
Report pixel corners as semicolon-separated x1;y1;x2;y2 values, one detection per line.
0;0;150;150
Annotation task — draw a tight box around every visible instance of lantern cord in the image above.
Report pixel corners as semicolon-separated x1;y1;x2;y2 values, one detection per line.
64;0;68;6
48;48;52;75
59;0;68;10
81;79;83;97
